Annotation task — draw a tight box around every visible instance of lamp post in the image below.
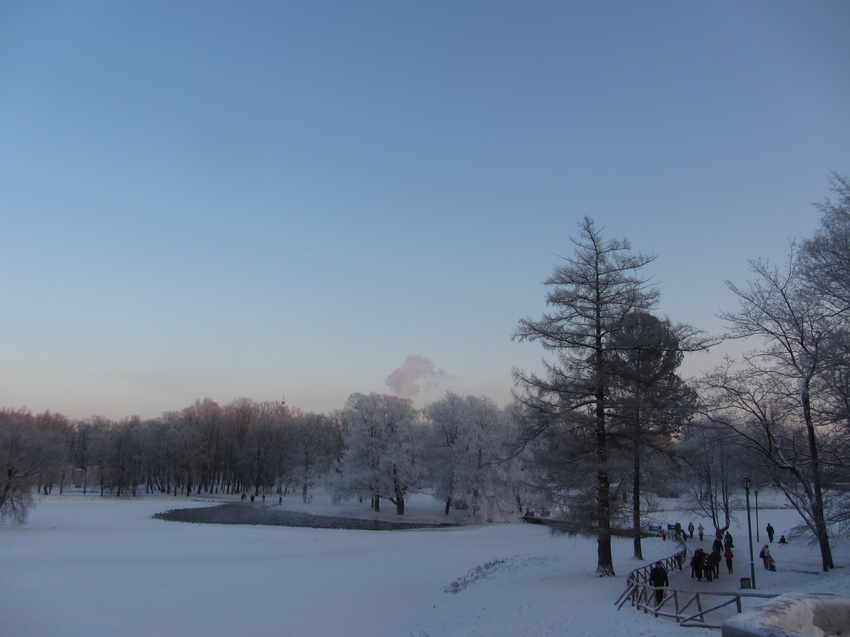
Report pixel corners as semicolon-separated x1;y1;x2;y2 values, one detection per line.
755;488;760;543
743;477;757;589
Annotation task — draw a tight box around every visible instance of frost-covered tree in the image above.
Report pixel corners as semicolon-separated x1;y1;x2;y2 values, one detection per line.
222;397;262;493
800;174;850;492
0;409;67;523
425;393;519;522
706;240;846;570
239;402;292;498
334;393;426;515
514;217;657;576
679;417;746;536
181;398;224;494
105;416;143;496
801;173;850;315
160;411;201;497
425;393;465;515
290;413;338;503
70;420;96;494
138;418;172;495
1;416;40;523
31;411;71;495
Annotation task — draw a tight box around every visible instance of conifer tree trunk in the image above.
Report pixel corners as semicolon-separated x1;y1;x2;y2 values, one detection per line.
632;437;643;561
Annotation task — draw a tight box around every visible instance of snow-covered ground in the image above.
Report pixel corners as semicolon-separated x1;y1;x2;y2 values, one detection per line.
2;490;848;637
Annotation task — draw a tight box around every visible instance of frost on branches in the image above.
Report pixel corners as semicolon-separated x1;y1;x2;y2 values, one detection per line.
332;393;427;515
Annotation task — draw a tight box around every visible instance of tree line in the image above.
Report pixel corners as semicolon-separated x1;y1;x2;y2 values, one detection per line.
0;393;532;524
0;399;341;509
2;174;848;579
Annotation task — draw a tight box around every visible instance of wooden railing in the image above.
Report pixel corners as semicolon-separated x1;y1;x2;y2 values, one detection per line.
616;580;776;629
625;537;688;587
616;535;776;629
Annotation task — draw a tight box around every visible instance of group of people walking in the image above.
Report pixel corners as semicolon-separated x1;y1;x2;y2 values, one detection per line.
650;522;781;606
689;530;736;581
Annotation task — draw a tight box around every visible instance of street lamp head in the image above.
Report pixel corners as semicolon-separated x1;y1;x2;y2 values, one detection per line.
743;476;751;490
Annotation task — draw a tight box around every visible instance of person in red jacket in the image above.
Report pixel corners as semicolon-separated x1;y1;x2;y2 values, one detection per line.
724;546;734;573
759;544;771;569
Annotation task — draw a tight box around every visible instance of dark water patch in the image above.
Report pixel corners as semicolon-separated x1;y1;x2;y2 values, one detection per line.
153;504;460;530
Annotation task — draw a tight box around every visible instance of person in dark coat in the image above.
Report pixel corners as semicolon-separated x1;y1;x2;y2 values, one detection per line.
710;548;721;579
691;548;705;581
649;562;669;605
687;522;694;538
724;532;734;549
766;523;775;543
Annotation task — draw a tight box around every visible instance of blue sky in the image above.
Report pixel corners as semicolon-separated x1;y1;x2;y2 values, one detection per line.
2;1;849;420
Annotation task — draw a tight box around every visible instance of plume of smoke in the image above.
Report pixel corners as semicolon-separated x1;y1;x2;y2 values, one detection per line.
385;355;452;400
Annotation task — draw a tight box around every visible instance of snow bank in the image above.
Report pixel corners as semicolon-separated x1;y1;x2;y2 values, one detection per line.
722;594;850;637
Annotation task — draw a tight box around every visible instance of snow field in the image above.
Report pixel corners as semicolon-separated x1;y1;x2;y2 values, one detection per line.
2;492;847;637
